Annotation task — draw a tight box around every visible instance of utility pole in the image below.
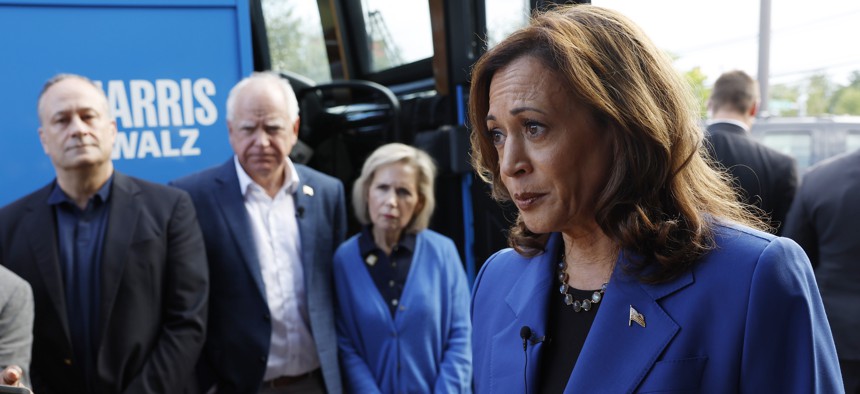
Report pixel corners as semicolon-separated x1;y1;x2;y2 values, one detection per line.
758;0;771;117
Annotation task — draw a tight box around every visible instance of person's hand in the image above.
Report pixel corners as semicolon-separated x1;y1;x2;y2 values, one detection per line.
1;365;24;386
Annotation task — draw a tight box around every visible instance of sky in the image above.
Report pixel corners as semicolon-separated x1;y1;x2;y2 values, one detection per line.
296;0;860;88
596;0;860;86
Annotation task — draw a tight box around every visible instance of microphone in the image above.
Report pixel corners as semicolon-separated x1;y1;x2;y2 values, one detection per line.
519;326;549;394
296;206;305;218
520;326;532;394
520;326;531;351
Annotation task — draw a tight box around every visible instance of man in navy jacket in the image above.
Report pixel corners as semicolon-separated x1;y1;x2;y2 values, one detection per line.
172;72;345;393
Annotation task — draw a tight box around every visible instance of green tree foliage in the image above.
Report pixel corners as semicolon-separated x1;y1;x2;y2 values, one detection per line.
769;83;801;116
683;66;710;119
832;89;860;115
766;71;860;117
262;0;331;82
805;74;832;116
830;71;860;115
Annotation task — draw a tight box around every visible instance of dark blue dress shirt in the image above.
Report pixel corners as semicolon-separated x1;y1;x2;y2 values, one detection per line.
47;175;113;391
358;225;416;316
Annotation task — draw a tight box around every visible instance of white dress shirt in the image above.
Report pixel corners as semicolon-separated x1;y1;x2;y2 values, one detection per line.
234;156;320;380
708;118;750;132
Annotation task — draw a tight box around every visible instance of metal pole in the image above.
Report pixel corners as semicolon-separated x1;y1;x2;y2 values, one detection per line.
758;0;772;117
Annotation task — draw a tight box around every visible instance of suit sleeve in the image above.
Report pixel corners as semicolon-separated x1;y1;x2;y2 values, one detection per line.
782;185;820;268
123;192;209;394
740;237;841;393
433;240;473;394
333;180;347;246
0;272;34;388
772;157;799;235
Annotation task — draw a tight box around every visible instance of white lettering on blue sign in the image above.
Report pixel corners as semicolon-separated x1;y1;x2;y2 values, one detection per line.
97;78;216;160
112;129;202;160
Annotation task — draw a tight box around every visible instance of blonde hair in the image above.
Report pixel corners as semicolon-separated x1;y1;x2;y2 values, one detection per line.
469;5;763;283
353;143;437;234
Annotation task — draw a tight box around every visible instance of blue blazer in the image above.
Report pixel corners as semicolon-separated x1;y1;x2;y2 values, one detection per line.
334;230;472;393
171;159;346;394
471;223;843;393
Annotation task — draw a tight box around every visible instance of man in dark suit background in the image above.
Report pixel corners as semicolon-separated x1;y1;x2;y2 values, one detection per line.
172;72;345;393
704;70;798;234
783;149;860;394
0;74;209;394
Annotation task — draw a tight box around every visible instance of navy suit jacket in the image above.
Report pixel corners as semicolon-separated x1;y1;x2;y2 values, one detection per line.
705;122;798;234
471;224;842;393
784;149;860;360
171;158;346;394
0;173;209;394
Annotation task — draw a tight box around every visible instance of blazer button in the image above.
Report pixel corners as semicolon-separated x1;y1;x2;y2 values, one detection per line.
259;356;266;364
63;358;73;366
264;313;271;321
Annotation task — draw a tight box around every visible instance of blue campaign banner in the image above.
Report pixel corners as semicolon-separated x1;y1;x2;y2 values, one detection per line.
0;0;253;206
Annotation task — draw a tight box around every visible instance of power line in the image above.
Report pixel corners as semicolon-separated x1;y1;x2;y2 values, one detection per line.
774;57;860;77
673;8;860;56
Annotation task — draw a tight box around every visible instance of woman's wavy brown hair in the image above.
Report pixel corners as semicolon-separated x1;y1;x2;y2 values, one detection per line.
469;5;765;283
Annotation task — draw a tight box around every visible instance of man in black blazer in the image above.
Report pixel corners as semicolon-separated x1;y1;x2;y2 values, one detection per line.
171;72;345;393
704;70;798;234
0;74;209;394
783;149;860;394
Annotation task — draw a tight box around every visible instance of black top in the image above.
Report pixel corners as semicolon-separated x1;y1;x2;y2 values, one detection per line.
537;285;602;394
358;225;416;316
48;175;114;393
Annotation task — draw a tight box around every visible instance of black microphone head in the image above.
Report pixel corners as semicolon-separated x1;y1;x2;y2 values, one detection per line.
520;326;532;340
520;326;531;352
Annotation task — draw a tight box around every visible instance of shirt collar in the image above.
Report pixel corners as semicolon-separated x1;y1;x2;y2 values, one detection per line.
708;118;750;132
233;155;300;197
47;174;114;207
358;225;417;257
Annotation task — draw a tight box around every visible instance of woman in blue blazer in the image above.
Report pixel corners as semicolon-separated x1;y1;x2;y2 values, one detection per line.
467;5;842;393
333;143;472;393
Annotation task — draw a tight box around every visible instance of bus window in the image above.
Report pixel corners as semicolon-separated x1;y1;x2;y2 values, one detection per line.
847;131;860;154
761;131;813;171
485;0;530;48
361;0;433;72
261;0;332;83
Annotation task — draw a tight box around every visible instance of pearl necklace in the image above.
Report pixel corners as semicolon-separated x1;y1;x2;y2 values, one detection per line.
557;257;608;313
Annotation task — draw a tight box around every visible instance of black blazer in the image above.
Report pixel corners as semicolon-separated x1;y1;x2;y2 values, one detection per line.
705;122;798;234
783;149;860;360
0;172;209;394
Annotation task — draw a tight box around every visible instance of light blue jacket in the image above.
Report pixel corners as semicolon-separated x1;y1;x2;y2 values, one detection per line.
335;229;472;393
471;223;843;393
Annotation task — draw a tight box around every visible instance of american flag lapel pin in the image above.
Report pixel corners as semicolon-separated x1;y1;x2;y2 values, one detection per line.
629;305;646;328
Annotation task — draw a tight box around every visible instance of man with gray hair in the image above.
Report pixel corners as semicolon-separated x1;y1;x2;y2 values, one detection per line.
171;71;345;393
0;73;209;393
704;69;798;234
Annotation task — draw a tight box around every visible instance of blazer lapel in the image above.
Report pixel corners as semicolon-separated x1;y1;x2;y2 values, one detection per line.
492;234;561;393
23;185;72;342
566;254;693;393
294;168;317;288
99;173;140;338
215;161;267;300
